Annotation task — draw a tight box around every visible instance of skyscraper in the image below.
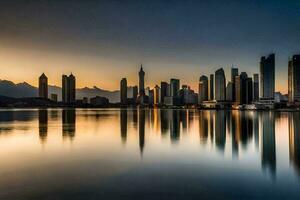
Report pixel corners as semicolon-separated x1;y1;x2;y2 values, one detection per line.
160;82;168;104
170;79;180;97
235;72;248;105
260;54;275;100
132;85;138;103
198;75;208;104
226;82;233;102
39;73;48;99
154;85;160;105
62;74;76;104
209;74;214;100
120;78;127;104
215;68;226;101
253;74;259;102
139;65;145;96
231;67;238;101
288;55;300;103
246;77;253;104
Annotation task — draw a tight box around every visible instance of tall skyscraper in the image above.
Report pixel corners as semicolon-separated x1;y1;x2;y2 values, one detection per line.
215;68;226;101
260;54;275;100
62;74;76;104
198;75;208;104
231;67;238;101
246;77;253;104
39;73;48;99
253;74;259;101
132;85;138;103
209;74;214;100
235;72;248;105
170;79;180;97
160;82;168;103
120;78;127;104
139;65;145;96
288;55;300;103
226;82;233;101
154;85;160;105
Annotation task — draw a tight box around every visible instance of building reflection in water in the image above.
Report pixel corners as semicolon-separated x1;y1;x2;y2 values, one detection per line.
120;109;127;143
62;109;76;140
215;111;226;152
261;112;276;177
289;112;300;176
38;109;48;143
170;110;180;142
138;109;145;154
160;109;169;136
199;111;208;143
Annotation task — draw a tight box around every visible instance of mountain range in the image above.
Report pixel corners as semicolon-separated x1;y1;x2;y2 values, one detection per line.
0;79;129;103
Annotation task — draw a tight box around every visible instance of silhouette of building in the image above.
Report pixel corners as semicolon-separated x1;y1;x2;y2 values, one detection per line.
253;74;259;101
120;78;127;104
154;85;160;105
235;72;249;105
215;68;226;101
62;74;76;104
181;85;197;105
260;54;275;100
226;82;233;101
246;77;253;104
90;96;109;106
39;73;48;99
50;94;58;102
209;74;214;100
132;85;138;103
231;67;239;101
170;79;180;97
139;65;145;96
288;55;300;103
160;82;168;104
149;89;154;105
198;75;208;104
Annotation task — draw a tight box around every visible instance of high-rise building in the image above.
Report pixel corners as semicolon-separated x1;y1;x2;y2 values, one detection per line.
139;65;145;96
51;94;58;102
170;79;180;97
235;72;248;105
120;78;127;104
260;54;275;100
209;74;214;100
149;89;154;105
235;72;253;105
226;82;233;102
215;68;226;101
154;85;160;105
253;74;259;102
231;67;238;101
62;74;76;104
132;85;138;103
160;82;168;104
288;55;300;103
39;73;48;99
198;75;208;104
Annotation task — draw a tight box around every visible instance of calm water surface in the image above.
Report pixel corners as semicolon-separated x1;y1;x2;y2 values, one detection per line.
0;108;300;199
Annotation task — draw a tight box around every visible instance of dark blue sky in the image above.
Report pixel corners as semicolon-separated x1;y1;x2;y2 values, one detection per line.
0;0;299;92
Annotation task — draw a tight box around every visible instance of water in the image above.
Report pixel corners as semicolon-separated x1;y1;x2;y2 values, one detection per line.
0;108;299;199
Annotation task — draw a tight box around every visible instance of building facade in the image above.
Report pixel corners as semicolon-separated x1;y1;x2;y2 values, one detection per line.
288;55;300;103
120;78;127;104
260;54;275;100
62;74;76;104
209;74;214;100
39;73;48;99
215;68;226;101
253;74;259;102
198;75;208;104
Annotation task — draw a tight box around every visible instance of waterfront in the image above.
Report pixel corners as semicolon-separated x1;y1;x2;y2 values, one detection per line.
0;108;300;199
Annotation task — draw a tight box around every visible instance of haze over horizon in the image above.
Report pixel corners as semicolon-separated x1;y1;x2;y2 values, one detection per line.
0;0;299;93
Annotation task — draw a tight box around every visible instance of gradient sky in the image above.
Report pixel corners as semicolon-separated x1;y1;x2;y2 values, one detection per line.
0;0;299;93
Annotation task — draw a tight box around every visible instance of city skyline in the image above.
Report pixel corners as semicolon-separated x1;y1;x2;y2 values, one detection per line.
0;0;299;93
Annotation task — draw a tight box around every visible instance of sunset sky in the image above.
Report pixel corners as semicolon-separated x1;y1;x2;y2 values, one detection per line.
0;0;299;93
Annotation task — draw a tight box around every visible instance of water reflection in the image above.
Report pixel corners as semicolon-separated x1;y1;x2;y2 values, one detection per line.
62;109;76;140
2;108;300;179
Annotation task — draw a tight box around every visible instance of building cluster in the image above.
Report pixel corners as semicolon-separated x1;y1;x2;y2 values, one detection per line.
120;54;300;109
38;73;109;107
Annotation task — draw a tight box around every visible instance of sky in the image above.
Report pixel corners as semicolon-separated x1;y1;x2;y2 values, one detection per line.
0;0;299;93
